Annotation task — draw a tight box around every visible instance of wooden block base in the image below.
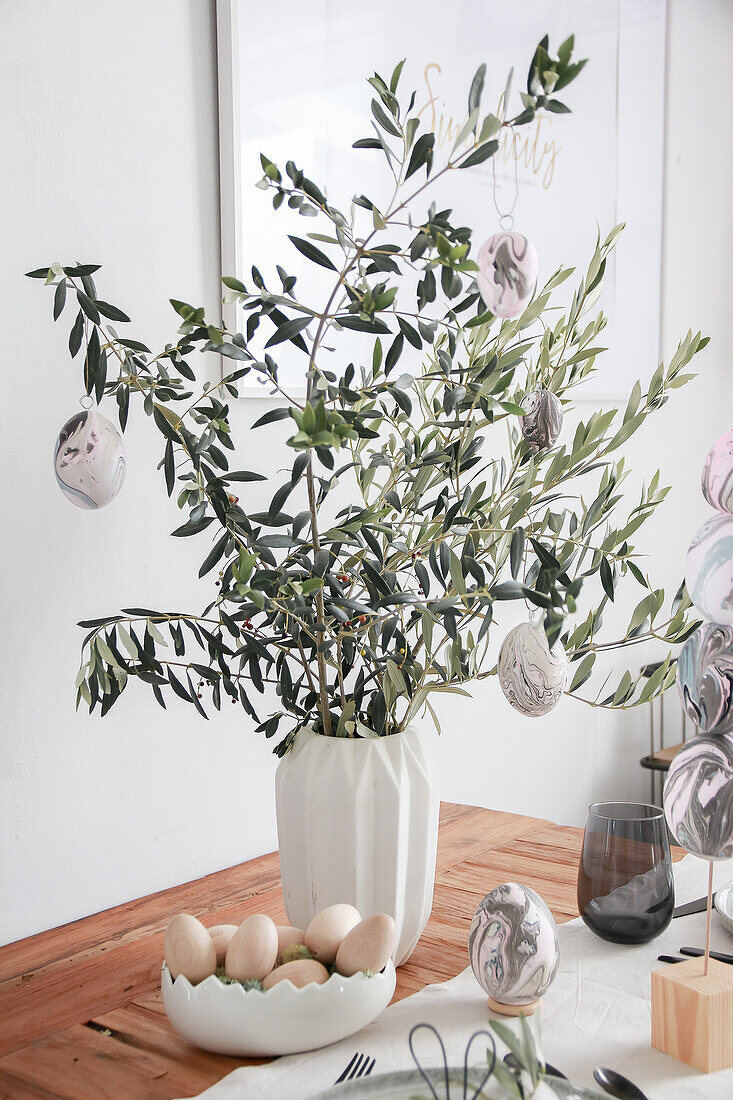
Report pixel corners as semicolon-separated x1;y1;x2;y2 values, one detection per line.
487;996;541;1017
652;957;733;1073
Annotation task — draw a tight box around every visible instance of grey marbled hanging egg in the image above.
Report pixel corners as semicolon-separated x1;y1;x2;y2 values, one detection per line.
676;622;733;735
498;622;567;717
521;389;563;451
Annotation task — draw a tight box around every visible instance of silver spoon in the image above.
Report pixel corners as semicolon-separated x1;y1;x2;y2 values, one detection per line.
593;1067;649;1100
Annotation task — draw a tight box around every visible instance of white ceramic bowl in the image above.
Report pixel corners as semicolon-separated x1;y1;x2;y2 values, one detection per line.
161;961;397;1056
714;880;733;935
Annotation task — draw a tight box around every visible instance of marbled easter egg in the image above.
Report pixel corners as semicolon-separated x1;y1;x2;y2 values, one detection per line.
476;232;538;319
469;882;559;1005
521;389;563;451
676;622;733;735
663;733;733;859
54;409;126;509
702;430;733;513
685;513;733;626
498;622;567;717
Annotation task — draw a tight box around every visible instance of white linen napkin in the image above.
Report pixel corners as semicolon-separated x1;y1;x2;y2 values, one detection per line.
187;855;733;1099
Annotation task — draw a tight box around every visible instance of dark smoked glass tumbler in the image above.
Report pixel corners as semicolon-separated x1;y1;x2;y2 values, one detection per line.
577;801;674;945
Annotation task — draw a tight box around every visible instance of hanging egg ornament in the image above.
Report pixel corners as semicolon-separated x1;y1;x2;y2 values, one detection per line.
685;513;733;626
476;231;538;319
663;733;733;859
54;408;126;509
498;622;567;717
468;882;559;1014
521;389;563;451
702;429;733;513
676;622;733;735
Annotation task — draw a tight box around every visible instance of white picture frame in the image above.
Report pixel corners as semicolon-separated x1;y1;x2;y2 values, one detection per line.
216;0;667;401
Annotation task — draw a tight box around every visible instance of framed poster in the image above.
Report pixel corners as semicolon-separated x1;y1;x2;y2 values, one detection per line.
217;0;666;399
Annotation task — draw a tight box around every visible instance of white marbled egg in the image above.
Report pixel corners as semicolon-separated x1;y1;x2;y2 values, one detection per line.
476;231;538;319
685;513;733;626
468;882;559;1006
498;622;567;717
702;430;733;513
54;409;126;509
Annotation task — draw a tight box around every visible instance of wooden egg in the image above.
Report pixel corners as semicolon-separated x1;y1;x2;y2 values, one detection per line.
262;959;329;990
164;913;217;983
305;904;361;964
225;914;278;981
276;925;306;954
208;924;238;965
335;914;397;977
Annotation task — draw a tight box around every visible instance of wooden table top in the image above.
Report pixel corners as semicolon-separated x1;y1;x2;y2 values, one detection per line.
0;802;678;1099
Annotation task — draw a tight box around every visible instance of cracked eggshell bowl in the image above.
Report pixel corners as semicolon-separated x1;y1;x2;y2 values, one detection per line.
161;960;397;1056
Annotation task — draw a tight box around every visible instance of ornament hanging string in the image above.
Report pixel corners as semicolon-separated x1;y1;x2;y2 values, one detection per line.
79;394;94;410
492;66;520;230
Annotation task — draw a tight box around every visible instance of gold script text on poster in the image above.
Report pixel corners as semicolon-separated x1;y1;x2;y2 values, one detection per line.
416;63;561;190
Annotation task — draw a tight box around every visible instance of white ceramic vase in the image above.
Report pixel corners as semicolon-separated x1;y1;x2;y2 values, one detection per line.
275;725;439;966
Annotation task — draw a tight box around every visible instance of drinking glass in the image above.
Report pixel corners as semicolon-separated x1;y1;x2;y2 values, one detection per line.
577;801;674;944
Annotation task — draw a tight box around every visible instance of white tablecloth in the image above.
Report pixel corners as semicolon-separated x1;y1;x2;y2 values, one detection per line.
188;855;733;1100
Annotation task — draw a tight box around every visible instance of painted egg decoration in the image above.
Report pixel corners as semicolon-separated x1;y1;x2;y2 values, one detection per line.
702;429;733;513
685;513;733;626
676;622;733;735
498;622;567;717
663;733;733;859
476;231;538;319
521;389;563;451
469;882;559;1007
54;409;126;509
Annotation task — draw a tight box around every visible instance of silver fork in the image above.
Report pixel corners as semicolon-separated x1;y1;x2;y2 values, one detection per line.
333;1052;376;1084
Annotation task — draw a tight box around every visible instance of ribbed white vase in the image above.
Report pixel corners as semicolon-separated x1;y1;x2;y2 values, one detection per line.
275;725;439;966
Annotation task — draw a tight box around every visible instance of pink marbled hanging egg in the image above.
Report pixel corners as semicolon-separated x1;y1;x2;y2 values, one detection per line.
476;231;538;319
664;733;733;859
702;429;733;513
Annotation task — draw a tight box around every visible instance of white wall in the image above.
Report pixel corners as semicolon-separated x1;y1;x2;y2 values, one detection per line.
432;0;733;821
2;0;732;945
0;0;280;946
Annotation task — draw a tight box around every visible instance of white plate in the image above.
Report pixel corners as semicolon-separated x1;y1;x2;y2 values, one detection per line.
311;1067;604;1098
161;961;396;1057
714;880;733;935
